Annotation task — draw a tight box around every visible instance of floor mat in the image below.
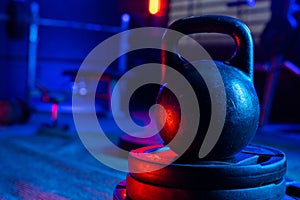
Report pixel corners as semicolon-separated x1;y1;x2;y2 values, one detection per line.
0;134;126;200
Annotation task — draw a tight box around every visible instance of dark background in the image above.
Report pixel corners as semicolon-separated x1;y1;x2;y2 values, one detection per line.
0;0;299;123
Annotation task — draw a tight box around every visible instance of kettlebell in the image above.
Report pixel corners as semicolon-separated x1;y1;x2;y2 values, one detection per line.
156;15;260;161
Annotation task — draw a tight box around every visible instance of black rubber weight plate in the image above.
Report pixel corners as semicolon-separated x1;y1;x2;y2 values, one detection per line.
128;144;286;189
113;179;295;200
125;174;286;200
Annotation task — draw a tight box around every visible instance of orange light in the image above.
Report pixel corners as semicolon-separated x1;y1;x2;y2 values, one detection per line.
165;108;179;132
149;0;161;15
158;106;180;136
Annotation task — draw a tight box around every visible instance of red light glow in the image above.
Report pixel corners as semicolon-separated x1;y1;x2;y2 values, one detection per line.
158;106;180;140
165;108;178;130
156;88;181;146
149;0;161;15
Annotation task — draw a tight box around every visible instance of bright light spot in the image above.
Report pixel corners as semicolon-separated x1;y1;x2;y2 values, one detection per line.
149;0;161;15
79;88;88;96
122;13;130;22
248;0;256;8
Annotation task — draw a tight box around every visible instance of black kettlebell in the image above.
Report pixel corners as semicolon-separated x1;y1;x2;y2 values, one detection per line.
156;15;260;161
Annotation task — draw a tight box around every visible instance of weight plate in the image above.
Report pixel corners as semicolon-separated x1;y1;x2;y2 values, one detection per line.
129;144;286;189
126;174;286;200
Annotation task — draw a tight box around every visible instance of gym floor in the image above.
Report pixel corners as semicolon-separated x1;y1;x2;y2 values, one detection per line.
0;109;299;199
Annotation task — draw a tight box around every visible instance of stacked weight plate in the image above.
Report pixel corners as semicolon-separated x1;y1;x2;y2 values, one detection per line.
113;144;287;200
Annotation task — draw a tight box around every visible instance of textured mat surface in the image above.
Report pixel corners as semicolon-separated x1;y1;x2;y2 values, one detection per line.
0;134;126;200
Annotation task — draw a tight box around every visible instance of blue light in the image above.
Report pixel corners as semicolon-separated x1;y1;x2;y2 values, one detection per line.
122;13;130;23
247;0;256;8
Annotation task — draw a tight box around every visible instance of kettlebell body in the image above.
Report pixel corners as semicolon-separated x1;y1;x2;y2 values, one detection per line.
156;15;260;161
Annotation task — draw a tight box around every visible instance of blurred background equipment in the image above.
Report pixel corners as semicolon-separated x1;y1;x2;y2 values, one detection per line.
0;98;30;125
1;0;299;124
258;0;300;126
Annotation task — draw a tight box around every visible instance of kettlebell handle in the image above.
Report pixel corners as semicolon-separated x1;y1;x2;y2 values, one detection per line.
163;15;254;79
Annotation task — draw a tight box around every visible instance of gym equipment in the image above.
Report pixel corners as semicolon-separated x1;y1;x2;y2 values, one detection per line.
0;1;130;103
258;0;300;125
128;144;286;190
1;1;127;39
157;15;260;161
113;144;287;200
112;15;287;200
0;98;30;125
